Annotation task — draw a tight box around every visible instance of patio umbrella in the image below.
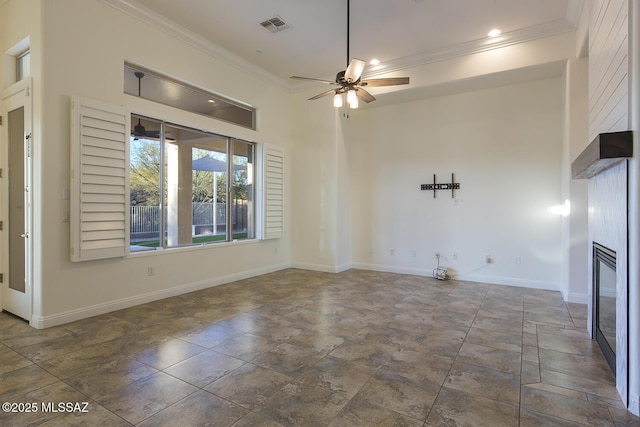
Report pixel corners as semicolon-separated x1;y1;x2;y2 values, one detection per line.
192;155;247;172
191;155;247;234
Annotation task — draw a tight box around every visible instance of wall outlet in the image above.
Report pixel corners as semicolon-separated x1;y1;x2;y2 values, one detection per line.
412;250;417;258
390;249;395;256
485;255;492;264
515;256;521;265
452;252;458;260
147;266;155;276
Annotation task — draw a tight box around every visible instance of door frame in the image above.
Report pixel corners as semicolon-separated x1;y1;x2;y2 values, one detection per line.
1;78;33;323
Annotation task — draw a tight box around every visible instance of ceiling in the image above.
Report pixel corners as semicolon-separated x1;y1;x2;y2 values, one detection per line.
114;0;583;94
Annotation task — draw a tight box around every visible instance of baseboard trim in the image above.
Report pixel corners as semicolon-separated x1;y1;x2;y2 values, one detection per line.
351;262;431;276
564;292;590;304
31;262;290;329
458;273;559;290
351;262;560;290
290;262;352;273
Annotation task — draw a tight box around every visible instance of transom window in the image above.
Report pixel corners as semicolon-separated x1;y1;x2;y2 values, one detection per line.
124;64;255;130
16;50;30;82
129;115;255;251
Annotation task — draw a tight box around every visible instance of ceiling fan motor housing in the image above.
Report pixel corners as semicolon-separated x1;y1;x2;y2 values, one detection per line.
336;70;360;86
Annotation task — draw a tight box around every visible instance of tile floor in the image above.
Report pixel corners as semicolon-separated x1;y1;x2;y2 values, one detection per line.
1;269;639;426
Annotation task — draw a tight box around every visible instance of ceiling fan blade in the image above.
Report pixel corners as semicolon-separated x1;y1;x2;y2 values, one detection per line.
291;76;338;85
360;77;410;87
355;88;376;103
344;59;366;83
308;89;337;100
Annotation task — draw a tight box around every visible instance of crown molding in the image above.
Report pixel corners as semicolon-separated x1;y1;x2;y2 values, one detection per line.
98;0;290;92
363;19;576;79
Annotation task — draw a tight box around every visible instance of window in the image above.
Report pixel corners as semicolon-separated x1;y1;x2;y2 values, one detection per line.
3;37;30;87
129;114;255;251
124;64;255;130
16;50;30;81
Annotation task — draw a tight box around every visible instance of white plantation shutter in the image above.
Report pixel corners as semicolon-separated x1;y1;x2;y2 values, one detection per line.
263;145;284;239
70;96;129;261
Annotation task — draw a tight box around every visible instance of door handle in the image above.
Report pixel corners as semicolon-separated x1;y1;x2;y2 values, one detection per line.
20;233;29;238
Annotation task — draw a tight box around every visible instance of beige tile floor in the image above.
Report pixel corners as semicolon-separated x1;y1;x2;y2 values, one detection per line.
1;268;639;426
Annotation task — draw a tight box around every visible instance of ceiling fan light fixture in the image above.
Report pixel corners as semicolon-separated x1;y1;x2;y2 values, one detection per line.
347;89;357;104
333;92;343;108
347;90;359;108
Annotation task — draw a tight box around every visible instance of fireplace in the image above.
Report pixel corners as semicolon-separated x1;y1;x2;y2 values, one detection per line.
593;242;616;375
572;131;633;408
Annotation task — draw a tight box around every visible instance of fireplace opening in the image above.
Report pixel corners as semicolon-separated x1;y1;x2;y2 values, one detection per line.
593;243;616;375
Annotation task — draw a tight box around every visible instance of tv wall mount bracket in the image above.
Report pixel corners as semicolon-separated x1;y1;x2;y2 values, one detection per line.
421;173;460;198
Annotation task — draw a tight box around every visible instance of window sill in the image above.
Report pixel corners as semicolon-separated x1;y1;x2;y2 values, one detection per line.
126;238;260;259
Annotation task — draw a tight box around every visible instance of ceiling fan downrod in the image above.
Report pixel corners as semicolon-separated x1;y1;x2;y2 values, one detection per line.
346;0;350;67
135;71;144;97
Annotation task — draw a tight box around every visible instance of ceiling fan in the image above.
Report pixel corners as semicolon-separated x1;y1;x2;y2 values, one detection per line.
131;71;160;139
290;0;409;107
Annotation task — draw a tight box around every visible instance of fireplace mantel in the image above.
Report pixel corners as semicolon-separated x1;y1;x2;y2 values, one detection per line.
572;131;633;179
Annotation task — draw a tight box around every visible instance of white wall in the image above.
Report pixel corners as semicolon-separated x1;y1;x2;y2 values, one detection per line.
21;0;292;326
289;90;343;272
347;77;564;289
562;58;589;304
289;89;356;274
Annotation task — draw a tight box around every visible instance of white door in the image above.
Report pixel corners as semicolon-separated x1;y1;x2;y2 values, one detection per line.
1;79;32;322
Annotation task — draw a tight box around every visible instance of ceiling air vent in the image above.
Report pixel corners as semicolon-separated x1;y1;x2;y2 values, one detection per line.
260;16;290;33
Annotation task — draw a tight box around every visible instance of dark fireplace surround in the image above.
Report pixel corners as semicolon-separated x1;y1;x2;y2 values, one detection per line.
593;243;617;375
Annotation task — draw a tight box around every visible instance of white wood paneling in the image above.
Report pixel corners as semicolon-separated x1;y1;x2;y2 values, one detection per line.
70;96;130;261
589;0;629;138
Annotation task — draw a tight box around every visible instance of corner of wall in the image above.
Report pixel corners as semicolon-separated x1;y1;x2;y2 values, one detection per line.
575;0;589;58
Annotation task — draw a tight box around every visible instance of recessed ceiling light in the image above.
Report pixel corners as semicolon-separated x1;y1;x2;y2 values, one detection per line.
488;29;501;37
208;99;215;103
369;59;380;65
